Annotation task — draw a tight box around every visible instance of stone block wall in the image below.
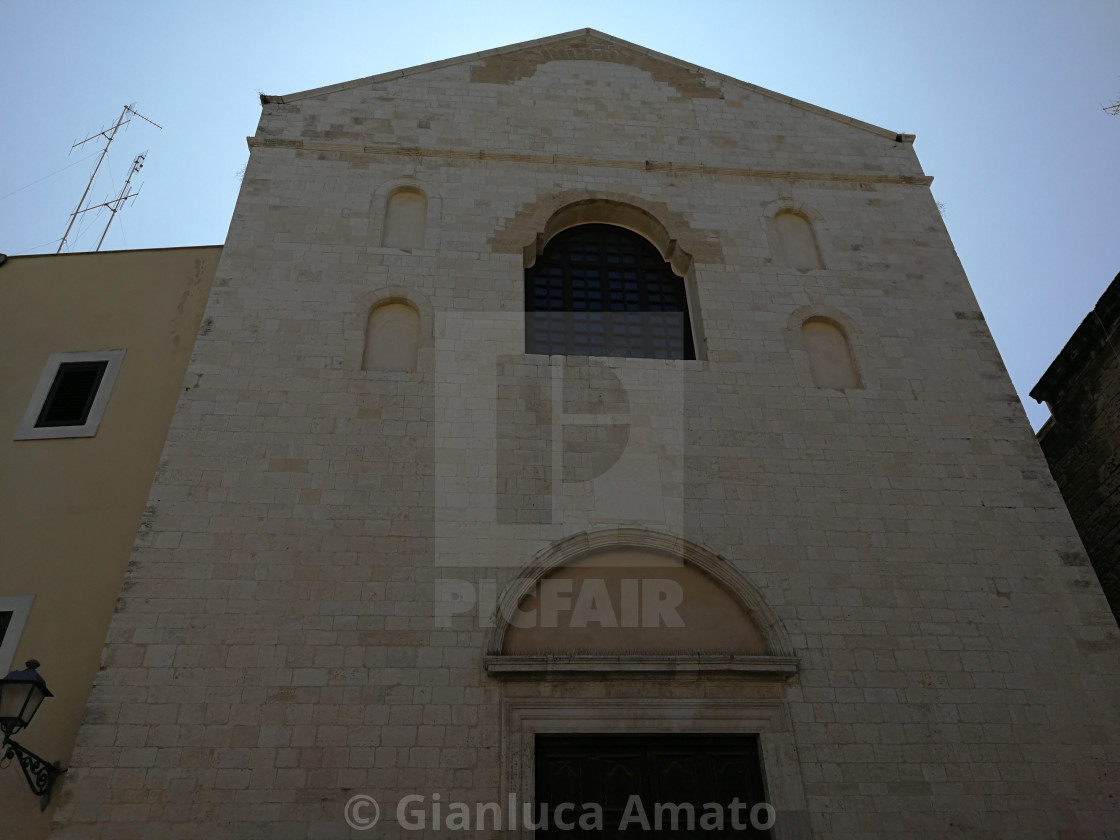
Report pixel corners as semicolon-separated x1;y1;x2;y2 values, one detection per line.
53;31;1120;840
1032;273;1120;624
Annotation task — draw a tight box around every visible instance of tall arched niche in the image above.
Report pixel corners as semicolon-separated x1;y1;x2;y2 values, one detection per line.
369;177;441;250
762;198;831;272
774;210;824;270
484;528;797;678
362;299;421;372
382;186;428;249
802;316;860;389
785;304;870;392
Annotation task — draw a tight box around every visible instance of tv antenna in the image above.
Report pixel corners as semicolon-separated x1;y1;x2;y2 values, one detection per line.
57;104;162;253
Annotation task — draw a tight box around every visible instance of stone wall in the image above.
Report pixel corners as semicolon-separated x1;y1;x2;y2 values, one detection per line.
1032;273;1120;625
54;31;1120;840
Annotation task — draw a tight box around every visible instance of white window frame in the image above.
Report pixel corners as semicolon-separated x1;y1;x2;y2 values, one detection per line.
0;595;35;673
14;350;125;440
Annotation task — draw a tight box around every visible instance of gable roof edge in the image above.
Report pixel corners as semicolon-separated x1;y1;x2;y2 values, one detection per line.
265;28;904;142
268;29;595;104
734;83;901;141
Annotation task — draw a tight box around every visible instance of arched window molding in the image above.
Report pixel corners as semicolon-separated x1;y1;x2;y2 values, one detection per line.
523;199;693;277
482;528;797;678
347;287;433;374
521;200;706;361
368;177;441;250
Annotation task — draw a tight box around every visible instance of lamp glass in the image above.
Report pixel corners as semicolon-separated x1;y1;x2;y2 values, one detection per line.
0;677;45;732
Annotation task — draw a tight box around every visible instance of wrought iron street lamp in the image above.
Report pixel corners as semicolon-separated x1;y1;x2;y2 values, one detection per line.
0;660;66;809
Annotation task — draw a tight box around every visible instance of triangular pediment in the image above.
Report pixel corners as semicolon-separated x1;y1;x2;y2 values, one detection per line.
269;28;900;140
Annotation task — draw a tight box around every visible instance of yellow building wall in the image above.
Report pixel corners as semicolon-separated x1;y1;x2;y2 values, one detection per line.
0;246;219;838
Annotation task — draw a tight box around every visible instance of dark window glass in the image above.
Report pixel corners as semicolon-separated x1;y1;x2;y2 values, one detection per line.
0;611;11;647
536;733;770;837
525;225;695;360
35;361;109;427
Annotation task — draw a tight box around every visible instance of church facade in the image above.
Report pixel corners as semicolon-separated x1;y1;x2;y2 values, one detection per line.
49;30;1120;839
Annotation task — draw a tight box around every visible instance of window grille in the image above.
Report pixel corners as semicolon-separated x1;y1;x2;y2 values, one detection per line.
526;224;695;360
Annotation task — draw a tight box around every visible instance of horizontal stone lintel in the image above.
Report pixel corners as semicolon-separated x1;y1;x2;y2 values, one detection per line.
245;136;934;187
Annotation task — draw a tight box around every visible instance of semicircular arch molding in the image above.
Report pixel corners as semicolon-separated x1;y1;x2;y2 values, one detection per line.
485;528;794;659
489;190;722;274
761;197;825;223
523;198;694;277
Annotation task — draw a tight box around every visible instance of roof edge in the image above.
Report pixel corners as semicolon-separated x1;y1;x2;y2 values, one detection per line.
270;28;596;104
265;28;905;142
1;244;223;261
1031;272;1120;404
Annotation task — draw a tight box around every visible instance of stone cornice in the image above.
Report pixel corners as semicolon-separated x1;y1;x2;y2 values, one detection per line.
483;654;800;679
245;136;934;187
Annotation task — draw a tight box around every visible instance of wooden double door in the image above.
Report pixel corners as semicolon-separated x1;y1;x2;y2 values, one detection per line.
535;734;771;837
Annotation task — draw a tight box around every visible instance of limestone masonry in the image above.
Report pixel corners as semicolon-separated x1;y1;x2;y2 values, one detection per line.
52;30;1120;840
1032;274;1120;625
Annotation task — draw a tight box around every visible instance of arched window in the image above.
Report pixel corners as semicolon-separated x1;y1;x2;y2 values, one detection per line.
363;301;420;372
775;210;823;270
381;187;427;249
802;317;859;389
525;224;695;360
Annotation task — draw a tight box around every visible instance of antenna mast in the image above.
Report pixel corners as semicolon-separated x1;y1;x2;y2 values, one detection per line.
57;104;162;253
95;153;146;251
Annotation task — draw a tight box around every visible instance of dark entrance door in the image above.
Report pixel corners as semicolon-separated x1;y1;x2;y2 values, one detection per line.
534;733;771;837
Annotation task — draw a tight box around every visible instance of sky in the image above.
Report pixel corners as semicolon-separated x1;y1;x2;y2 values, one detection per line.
2;1;1117;430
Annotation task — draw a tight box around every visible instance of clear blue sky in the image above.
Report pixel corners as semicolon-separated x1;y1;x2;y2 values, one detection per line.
2;1;1117;429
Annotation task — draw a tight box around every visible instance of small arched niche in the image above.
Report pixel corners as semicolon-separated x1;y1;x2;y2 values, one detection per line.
802;317;860;389
363;300;420;372
775;210;823;270
382;187;428;249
